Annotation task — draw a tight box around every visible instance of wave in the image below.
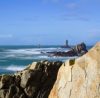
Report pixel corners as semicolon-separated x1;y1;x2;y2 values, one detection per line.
1;65;26;72
37;55;49;59
6;66;25;71
0;47;70;59
5;47;63;54
7;49;41;55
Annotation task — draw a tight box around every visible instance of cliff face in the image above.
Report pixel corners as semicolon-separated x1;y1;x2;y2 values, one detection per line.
49;42;100;98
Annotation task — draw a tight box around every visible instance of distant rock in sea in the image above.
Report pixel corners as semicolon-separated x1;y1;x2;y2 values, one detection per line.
0;42;100;98
47;42;88;57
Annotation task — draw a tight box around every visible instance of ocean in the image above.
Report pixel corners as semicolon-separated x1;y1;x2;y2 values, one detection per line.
0;45;92;74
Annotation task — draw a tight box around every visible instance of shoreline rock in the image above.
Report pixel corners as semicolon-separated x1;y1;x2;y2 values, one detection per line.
49;42;100;98
0;42;100;98
0;61;62;98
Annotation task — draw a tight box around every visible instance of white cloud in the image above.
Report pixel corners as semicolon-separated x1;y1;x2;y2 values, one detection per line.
0;34;13;38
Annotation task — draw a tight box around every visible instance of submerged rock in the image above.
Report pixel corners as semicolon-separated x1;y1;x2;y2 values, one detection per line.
49;42;100;98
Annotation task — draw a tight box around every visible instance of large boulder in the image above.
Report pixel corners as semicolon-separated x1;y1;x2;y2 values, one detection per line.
72;42;88;56
0;60;62;98
49;42;100;98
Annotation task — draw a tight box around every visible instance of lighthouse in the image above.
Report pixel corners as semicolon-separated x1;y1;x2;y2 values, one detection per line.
66;40;68;47
61;40;70;48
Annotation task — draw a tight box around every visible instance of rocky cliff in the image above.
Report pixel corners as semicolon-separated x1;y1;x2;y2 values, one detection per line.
0;42;100;98
49;42;100;98
0;61;62;98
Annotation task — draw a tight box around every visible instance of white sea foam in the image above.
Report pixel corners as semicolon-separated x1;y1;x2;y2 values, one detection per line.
0;46;78;74
7;49;41;55
37;55;49;59
5;54;16;58
18;56;34;60
6;47;60;55
5;65;26;71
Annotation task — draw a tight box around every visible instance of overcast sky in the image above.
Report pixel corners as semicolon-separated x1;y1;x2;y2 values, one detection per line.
0;0;100;45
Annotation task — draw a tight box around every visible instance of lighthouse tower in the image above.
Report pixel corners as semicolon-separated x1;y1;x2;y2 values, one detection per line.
66;40;68;47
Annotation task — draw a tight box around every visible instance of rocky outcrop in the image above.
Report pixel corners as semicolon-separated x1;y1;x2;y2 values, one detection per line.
49;42;100;98
47;42;88;57
0;61;62;98
0;42;99;98
71;42;88;56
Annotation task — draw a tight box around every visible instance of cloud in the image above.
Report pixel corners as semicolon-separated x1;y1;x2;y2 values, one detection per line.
66;3;77;10
0;34;13;38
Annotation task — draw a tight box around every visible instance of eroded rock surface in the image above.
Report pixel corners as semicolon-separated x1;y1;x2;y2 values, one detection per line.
0;61;62;98
49;42;100;98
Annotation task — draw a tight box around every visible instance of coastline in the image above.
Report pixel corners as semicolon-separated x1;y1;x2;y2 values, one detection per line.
0;42;99;98
0;43;92;74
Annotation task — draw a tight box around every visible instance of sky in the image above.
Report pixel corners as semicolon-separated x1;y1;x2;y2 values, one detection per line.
0;0;100;45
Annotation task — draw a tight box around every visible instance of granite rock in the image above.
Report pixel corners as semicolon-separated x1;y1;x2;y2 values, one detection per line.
49;42;100;98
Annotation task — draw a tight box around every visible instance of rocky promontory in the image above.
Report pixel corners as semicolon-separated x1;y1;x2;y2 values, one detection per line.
0;42;100;98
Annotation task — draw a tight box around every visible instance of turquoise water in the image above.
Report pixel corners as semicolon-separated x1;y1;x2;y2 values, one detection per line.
0;45;92;74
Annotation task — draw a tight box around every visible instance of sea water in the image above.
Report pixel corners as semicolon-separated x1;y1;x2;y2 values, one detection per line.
0;45;92;74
